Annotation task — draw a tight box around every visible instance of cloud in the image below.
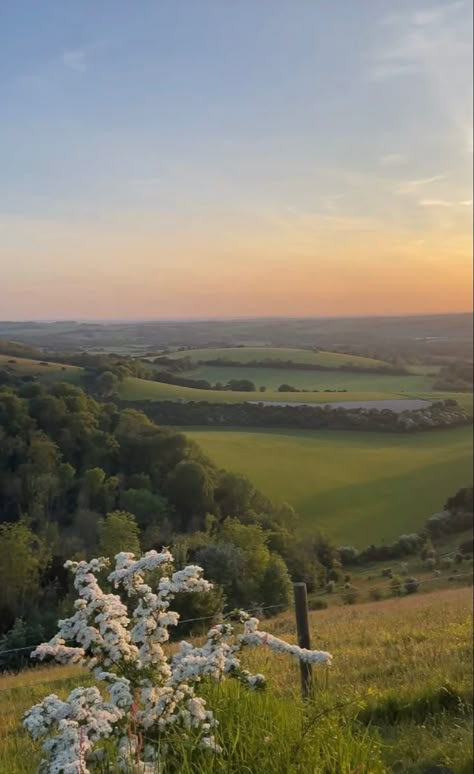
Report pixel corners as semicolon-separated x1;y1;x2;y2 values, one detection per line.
61;50;87;72
368;2;472;154
382;2;467;29
394;174;446;194
419;198;473;207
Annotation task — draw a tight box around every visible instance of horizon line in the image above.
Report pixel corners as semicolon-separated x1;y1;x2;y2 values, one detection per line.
0;311;473;325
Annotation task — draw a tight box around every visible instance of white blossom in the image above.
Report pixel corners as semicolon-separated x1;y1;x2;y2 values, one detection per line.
24;548;333;772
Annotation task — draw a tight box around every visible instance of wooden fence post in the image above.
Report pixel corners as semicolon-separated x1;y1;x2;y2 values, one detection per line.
293;582;312;699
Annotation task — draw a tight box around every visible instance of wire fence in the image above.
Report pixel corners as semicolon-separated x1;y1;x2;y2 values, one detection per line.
0;602;289;659
0;571;472;661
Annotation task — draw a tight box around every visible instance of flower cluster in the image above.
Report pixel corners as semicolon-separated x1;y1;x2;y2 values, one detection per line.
24;549;332;772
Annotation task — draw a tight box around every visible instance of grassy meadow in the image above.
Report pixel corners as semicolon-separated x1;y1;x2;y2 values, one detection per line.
118;376;415;404
1;587;471;773
184;425;473;544
165;346;389;368
178;363;435;392
0;355;81;383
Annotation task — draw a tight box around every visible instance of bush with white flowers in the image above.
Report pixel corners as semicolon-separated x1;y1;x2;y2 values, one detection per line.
24;549;332;772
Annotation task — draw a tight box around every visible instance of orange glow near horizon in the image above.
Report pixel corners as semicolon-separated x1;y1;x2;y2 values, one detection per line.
2;209;472;320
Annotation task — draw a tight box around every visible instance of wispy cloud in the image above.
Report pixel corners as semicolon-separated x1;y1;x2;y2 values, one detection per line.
394;173;447;194
419;198;473;207
369;2;472;154
61;49;87;72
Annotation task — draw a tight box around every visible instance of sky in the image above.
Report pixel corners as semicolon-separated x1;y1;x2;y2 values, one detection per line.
0;0;472;320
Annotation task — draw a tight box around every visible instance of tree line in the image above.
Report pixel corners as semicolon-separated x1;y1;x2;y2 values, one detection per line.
0;382;346;662
118;398;471;433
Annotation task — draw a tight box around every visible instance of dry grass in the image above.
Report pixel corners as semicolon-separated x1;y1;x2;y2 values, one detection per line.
1;587;472;773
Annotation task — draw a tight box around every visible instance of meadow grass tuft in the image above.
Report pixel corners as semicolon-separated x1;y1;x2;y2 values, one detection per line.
1;588;471;773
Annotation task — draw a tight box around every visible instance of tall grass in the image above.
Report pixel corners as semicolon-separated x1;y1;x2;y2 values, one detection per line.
1;588;472;773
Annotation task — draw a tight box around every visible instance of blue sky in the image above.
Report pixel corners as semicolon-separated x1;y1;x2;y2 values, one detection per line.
1;0;472;319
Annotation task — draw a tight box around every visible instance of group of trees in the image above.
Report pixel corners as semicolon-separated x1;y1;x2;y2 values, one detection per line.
119;398;471;433
434;362;473;392
338;486;473;566
186;356;410;376
0;382;346;661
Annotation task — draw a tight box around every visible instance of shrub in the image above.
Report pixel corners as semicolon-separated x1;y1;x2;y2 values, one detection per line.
390;576;402;596
24;550;332;771
369;588;383;601
308;597;328;611
425;557;436;570
381;568;393;578
338;546;360;566
459;537;474;555
441;556;454;570
404;577;419;594
325;580;336;594
327;567;341;583
342;590;359;605
400;562;409;576
454;552;464;565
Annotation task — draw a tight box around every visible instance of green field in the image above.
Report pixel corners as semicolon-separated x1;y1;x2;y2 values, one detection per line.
0;355;82;382
119;376;414;404
184;426;473;545
179;364;435;393
166;346;388;368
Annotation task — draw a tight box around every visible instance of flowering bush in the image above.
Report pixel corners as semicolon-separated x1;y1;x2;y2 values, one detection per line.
24;549;332;773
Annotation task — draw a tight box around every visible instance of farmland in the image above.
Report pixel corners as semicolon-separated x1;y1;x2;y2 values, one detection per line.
2;587;472;773
177;363;435;392
165;346;389;368
184;425;473;544
0;355;81;383
118;376;409;404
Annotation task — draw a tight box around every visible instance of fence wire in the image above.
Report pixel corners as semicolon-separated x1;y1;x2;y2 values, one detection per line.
0;571;472;660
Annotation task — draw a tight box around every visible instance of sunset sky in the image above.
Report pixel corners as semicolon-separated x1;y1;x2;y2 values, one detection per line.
1;0;472;320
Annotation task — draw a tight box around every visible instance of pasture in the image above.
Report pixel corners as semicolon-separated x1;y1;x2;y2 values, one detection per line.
0;355;81;383
165;346;388;367
184;426;473;545
179;363;435;392
1;588;472;773
119;376;410;404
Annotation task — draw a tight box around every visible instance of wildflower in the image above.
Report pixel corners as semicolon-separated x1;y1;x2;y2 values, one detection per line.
24;548;332;771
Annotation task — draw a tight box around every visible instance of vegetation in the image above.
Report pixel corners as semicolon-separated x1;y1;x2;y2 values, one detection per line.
165;346;388;367
1;313;471;360
125;397;470;432
0;381;338;652
174;363;435;393
118;377;409;404
183;427;473;543
434;362;473;392
1;587;472;773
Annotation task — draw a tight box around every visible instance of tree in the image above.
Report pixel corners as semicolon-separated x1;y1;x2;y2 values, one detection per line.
224;379;256;392
96;371;119;398
165;461;215;527
214;472;255;520
194;543;244;606
98;511;140;558
120;488;171;528
218;519;270;603
80;467;106;510
260;553;292;610
19;432;62;522
0;523;49;628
